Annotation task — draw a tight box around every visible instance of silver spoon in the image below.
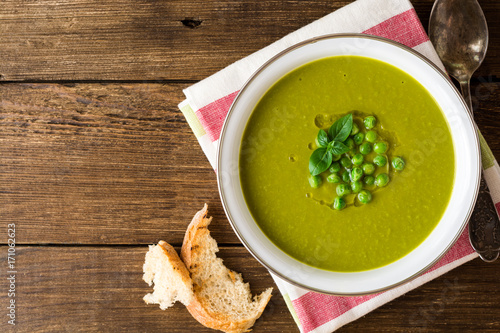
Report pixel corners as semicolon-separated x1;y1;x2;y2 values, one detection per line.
429;0;500;262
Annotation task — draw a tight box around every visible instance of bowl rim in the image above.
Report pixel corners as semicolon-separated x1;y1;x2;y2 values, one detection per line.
217;33;481;295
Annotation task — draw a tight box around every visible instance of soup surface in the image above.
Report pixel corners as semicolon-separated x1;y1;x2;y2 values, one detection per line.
239;56;455;272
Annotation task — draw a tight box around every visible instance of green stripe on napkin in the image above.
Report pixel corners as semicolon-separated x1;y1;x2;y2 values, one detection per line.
282;293;302;329
180;102;206;138
479;130;495;169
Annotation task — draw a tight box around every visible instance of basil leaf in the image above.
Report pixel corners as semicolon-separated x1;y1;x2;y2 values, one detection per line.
328;141;349;155
316;129;329;148
309;148;333;176
328;114;353;142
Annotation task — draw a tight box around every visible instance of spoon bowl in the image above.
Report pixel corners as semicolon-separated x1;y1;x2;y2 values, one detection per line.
429;0;489;112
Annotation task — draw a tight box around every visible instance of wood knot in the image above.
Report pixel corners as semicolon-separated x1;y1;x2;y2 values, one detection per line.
181;18;202;29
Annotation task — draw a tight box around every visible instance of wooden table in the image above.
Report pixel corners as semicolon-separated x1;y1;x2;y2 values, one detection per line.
1;1;499;332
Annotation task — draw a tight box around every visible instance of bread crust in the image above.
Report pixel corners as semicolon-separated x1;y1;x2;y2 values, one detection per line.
180;203;210;270
156;241;193;288
186;288;272;333
181;204;273;333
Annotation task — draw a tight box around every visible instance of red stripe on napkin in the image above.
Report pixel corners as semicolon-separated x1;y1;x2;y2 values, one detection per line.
495;202;500;216
293;293;379;332
362;9;428;48
195;91;239;142
292;229;475;333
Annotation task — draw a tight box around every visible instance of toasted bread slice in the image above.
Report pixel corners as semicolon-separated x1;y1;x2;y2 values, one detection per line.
143;240;194;309
181;204;273;333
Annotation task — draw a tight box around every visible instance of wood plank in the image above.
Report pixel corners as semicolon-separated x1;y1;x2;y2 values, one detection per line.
0;246;498;332
0;0;499;81
1;81;500;244
0;246;296;332
0;82;236;244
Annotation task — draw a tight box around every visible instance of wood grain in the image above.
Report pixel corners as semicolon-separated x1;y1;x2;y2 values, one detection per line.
0;246;295;332
1;81;499;244
1;81;500;244
0;0;499;81
0;246;498;332
0;82;237;244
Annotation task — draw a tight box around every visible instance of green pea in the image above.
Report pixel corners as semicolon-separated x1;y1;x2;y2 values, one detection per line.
375;173;390;187
364;116;376;129
342;170;350;183
353;132;364;145
351;122;360;136
351;180;363;193
373;141;388;154
359;142;372;155
333;197;346;210
358;190;372;204
362;163;375;175
365;130;378;143
351;153;364;166
351;167;363;181
364;175;375;186
392;156;405;171
309;175;322;188
340;156;352;169
329;162;341;173
332;154;341;162
373;154;387;167
336;184;351;197
344;138;355;149
327;173;342;184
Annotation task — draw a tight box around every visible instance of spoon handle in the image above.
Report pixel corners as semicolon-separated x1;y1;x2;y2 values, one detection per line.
459;80;474;116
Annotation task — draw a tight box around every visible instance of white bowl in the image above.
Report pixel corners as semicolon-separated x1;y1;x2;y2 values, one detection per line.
217;34;480;295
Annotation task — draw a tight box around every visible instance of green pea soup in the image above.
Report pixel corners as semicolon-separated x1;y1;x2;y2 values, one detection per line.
239;56;455;272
